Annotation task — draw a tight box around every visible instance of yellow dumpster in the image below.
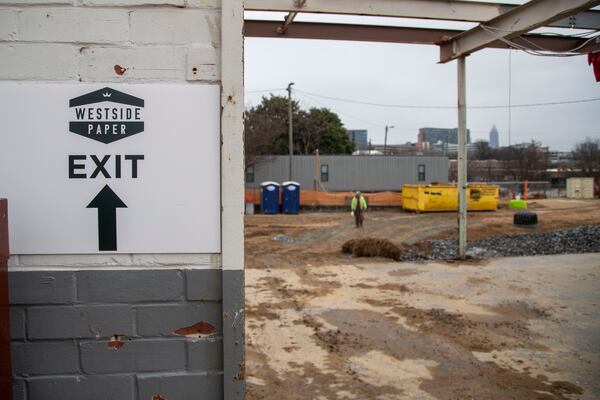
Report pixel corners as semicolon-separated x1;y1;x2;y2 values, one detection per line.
402;184;498;212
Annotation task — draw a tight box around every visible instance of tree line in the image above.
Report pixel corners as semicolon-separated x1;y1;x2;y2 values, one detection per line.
245;94;599;181
469;138;600;181
244;95;354;167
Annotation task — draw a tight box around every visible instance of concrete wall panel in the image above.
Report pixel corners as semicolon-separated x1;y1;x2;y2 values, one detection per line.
27;375;134;400
76;270;183;303
11;342;79;375
0;44;79;81
9;271;75;305
80;339;187;373
27;305;134;339
137;303;222;337
137;372;223;400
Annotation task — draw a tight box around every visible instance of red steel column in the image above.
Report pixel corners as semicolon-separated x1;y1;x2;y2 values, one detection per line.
0;199;11;398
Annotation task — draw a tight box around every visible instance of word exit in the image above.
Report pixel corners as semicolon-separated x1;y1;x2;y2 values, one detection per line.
69;154;145;179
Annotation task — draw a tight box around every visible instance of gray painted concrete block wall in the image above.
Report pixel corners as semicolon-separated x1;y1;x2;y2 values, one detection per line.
9;268;223;400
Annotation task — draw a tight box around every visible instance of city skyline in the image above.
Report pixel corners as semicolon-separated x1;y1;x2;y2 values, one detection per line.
245;13;600;152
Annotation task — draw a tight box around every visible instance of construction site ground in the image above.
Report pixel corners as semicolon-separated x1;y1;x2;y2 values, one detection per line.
245;199;600;399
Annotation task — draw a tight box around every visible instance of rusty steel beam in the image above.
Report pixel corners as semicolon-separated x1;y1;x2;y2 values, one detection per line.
244;20;600;53
245;20;457;44
439;0;600;63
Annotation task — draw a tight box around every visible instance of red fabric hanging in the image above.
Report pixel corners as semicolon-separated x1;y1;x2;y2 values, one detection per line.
589;52;600;82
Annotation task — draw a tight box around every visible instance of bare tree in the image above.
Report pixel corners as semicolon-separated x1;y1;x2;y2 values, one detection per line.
499;141;549;181
472;139;494;160
572;138;600;178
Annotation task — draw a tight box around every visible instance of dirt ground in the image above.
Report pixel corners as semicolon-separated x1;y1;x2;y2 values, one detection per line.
245;199;600;399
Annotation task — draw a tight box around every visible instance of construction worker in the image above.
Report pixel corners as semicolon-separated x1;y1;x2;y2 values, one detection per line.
351;191;368;228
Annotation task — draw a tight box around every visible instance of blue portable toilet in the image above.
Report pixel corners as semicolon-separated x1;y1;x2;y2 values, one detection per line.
282;181;301;214
260;181;280;214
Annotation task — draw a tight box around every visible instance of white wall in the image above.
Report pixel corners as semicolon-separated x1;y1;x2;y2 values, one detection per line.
0;0;224;267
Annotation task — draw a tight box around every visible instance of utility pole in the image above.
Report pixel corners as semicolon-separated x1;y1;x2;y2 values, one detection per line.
314;149;320;191
384;125;394;155
457;56;468;259
287;82;295;181
508;49;512;147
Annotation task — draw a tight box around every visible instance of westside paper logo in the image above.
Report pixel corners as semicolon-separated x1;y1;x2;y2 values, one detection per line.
69;87;145;144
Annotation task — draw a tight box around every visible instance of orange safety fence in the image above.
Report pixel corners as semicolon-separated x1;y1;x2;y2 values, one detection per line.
245;189;403;207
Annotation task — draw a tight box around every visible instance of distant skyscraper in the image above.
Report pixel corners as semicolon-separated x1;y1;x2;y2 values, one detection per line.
489;124;499;148
346;129;368;151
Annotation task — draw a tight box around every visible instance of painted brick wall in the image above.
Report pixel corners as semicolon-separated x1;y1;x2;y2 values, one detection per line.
9;268;223;400
0;0;231;397
0;0;220;83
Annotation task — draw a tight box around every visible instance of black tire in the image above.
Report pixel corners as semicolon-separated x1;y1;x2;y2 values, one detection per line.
514;211;538;226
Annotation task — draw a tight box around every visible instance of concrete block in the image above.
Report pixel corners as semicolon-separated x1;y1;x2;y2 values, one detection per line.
79;46;186;82
186;45;220;81
9;271;75;305
185;0;219;7
27;375;134;400
28;305;134;339
12;378;26;400
130;10;220;45
77;270;183;303
136;303;222;337
131;253;217;266
83;0;183;5
0;10;18;41
12;341;79;375
80;339;186;373
0;43;78;81
2;0;72;4
10;307;25;340
137;372;222;400
19;8;129;44
186;268;222;300
188;338;223;371
17;254;134;267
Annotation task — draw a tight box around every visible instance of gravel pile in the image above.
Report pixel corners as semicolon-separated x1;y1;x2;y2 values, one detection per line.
272;235;296;244
411;225;600;261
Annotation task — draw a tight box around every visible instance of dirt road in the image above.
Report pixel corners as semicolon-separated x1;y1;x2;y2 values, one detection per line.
245;199;600;399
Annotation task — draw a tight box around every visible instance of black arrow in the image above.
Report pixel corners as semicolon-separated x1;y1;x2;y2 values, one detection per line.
87;185;127;251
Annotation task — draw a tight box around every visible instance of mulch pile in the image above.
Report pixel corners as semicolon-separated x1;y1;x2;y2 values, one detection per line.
342;238;409;261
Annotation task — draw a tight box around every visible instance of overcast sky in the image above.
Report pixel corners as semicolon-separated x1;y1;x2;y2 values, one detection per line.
244;11;600;152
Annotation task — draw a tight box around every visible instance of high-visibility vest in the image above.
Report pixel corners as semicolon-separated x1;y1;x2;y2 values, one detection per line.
351;196;367;211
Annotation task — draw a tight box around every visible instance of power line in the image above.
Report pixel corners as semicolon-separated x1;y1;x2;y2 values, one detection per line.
294;92;385;129
294;88;600;110
296;89;456;110
480;24;600;57
245;88;287;94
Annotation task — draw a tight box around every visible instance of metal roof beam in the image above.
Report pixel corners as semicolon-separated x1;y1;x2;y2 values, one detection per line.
551;9;600;29
246;20;457;44
245;0;600;29
245;20;600;54
439;0;600;63
245;0;506;22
